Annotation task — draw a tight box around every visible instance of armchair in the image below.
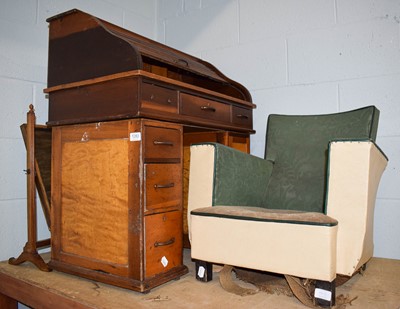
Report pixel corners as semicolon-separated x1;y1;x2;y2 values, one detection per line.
187;106;388;307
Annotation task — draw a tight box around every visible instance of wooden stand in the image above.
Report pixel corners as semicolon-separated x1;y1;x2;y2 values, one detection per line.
8;105;51;272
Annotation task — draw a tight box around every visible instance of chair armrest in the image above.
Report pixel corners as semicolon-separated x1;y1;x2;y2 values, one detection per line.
325;140;388;276
188;143;273;215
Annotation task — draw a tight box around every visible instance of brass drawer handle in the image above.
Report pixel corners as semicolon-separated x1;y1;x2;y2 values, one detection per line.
200;106;216;112
153;140;174;146
149;95;173;104
236;114;249;119
154;183;175;189
154;237;175;247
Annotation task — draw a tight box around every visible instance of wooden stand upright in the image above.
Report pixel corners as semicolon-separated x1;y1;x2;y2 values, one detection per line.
8;105;51;272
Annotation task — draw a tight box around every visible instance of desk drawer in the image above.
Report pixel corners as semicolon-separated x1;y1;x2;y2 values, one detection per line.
145;163;181;212
141;82;178;113
232;106;253;128
143;125;181;160
145;211;182;278
181;93;230;123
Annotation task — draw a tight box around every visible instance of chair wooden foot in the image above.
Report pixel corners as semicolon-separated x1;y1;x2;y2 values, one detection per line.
195;260;213;282
314;279;335;307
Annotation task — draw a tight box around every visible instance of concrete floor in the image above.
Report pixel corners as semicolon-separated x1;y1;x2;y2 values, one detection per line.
1;249;400;308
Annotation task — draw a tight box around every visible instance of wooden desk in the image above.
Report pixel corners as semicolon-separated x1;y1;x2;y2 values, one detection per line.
43;9;255;292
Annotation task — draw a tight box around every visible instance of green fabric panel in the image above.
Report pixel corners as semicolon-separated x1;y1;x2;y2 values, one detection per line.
264;106;380;213
209;143;274;207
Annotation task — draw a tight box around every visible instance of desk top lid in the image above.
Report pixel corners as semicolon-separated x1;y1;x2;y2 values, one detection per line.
46;9;252;102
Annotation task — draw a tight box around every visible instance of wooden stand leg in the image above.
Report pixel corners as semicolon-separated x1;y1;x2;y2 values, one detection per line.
8;105;51;272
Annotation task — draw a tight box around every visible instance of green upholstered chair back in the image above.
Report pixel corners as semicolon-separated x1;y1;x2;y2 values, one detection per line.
264;106;380;213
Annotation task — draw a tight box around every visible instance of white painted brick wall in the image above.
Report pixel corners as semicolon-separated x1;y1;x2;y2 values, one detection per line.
239;0;336;41
157;0;400;259
162;0;238;53
0;0;156;265
288;20;400;84
336;0;400;24
203;38;288;90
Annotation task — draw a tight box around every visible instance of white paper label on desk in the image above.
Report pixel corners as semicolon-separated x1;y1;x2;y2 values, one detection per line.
198;266;205;278
314;288;332;301
130;132;141;141
161;256;168;267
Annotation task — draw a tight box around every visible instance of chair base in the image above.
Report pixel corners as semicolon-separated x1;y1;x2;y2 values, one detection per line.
195;259;337;307
195;260;213;282
190;206;338;282
315;279;336;307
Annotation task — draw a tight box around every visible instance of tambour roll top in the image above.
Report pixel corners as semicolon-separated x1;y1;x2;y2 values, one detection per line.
46;9;251;101
45;9;254;129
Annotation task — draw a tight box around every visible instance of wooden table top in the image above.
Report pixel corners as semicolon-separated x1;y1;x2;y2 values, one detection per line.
1;251;399;309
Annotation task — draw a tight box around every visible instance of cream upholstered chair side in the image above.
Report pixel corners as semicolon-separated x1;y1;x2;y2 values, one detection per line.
326;140;388;276
187;106;388;307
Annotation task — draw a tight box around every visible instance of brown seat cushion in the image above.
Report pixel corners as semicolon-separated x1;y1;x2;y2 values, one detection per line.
191;206;338;227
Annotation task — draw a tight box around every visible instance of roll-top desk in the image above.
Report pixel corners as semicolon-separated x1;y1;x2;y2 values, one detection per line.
45;9;255;292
